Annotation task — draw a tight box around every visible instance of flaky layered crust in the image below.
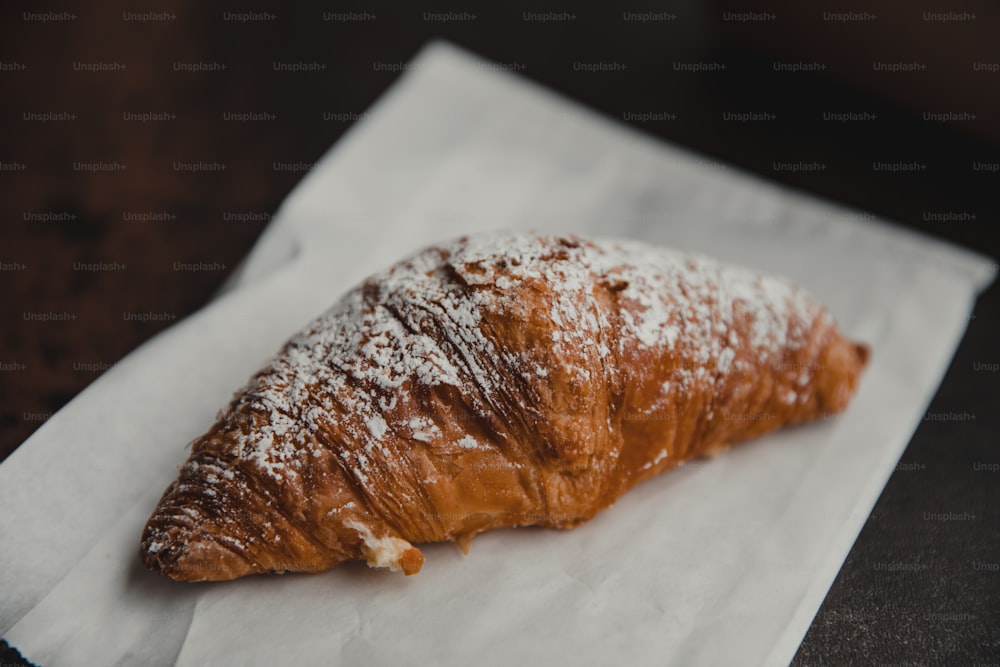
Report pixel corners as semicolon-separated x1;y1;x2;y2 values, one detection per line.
141;232;869;581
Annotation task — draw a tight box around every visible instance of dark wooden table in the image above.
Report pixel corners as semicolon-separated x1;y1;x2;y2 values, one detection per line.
3;1;998;664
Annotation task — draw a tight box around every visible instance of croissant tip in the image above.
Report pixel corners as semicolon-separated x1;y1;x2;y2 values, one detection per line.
141;525;252;582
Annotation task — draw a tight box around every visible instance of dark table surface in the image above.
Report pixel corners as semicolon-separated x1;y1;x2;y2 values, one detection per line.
2;1;999;664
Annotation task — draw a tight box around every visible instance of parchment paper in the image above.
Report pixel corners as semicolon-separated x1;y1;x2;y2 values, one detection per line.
1;42;995;667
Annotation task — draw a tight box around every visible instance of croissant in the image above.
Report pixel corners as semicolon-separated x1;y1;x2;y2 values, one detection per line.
141;232;869;581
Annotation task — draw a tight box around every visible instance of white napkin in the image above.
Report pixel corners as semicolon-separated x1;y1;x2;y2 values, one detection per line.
1;41;994;667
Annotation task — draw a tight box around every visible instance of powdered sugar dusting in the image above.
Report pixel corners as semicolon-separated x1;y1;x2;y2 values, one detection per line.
367;414;388;441
456;435;481;449
641;448;670;471
408;417;441;442
222;231;821;491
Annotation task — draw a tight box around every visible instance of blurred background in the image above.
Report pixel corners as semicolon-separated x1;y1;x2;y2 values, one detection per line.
2;0;999;663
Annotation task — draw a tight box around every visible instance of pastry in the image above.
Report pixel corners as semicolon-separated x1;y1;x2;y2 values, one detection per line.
141;232;869;581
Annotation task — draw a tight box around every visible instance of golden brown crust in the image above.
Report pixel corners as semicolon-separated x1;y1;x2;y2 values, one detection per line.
141;232;869;581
